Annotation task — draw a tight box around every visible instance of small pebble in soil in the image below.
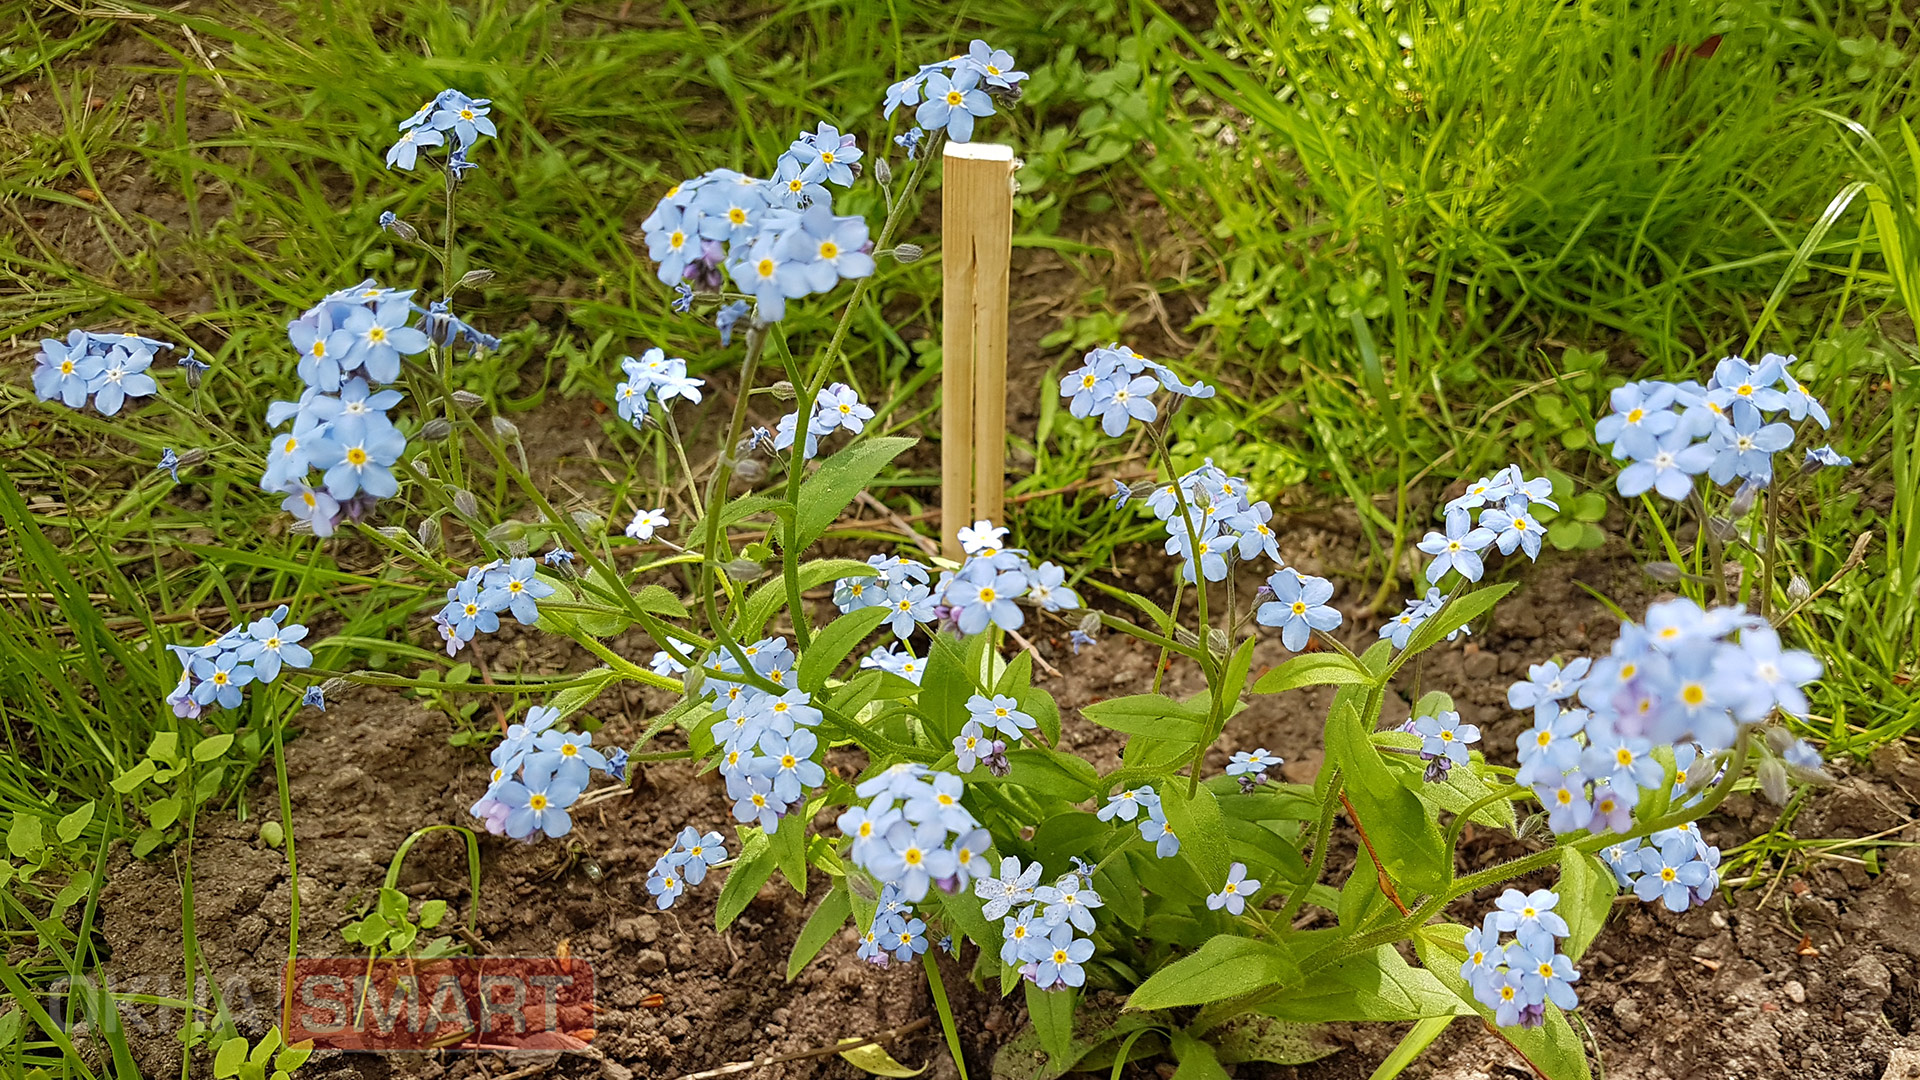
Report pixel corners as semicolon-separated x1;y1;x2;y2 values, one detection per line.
616;915;660;943
637;948;668;975
1784;979;1807;1004
1612;997;1645;1034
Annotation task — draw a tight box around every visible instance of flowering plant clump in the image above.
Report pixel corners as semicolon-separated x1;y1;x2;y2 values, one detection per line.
27;43;1851;1080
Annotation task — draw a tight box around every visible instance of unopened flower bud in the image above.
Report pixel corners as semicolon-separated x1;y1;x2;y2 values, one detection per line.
1729;480;1760;518
1787;575;1811;605
410;458;431;478
457;268;497;289
451;390;485;409
486;521;527;544
1190;485;1213;509
419;418;453;442
1643;561;1682;583
379;210;419;243
288;519;315;536
733;458;768;485
1756;756;1790;805
571;510;605;536
724;558;768;583
874;158;893;185
452;489;480;518
1174;627;1201;648
1207;628;1230;658
416;518;442;549
1763;723;1797;755
491;415;520;442
507;537;529;558
1078;611;1102;636
177;448;207;467
1516;812;1549;841
682;665;706;700
770;380;797;401
1707;516;1735;542
321;677;351;698
376;526;407;540
892;242;923;263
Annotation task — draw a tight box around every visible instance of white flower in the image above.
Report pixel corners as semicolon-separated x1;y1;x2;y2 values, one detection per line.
626;507;670;541
956;518;1008;555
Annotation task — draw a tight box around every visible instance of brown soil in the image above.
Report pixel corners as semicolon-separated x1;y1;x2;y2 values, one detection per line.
87;532;1920;1079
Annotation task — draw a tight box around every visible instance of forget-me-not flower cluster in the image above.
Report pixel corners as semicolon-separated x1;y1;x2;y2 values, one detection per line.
641;167;873;327
1463;888;1580;1028
33;330;172;415
975;858;1101;990
164;604;314;718
1593;355;1837;501
883;41;1029;143
1509;598;1822;840
646;826;730;910
433;558;557;656
468;704;619;841
773;382;875;461
388;89;497;172
1415;464;1555;586
615;347;705;428
839;763;990;905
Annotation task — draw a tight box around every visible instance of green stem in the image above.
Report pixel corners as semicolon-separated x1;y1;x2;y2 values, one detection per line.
1277;769;1342;926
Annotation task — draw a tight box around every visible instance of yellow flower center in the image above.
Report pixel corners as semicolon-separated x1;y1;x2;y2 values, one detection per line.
819;241;839;260
561;744;578;757
212;671;229;686
1616;747;1634;766
459;108;475;121
529;794;549;811
757;258;776;277
669;230;686;249
1682;684;1705;706
346;446;369;466
301;492;317;508
821;151;836;164
781;754;797;769
60;360;74;374
977;587;997;603
1626;408;1644;423
312;341;326;358
903;847;923;866
1291;601;1307;616
1660;867;1677;882
729;207;748;224
945;90;963;106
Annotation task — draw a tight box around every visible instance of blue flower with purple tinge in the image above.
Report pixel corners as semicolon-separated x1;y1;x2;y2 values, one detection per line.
915;67;995;142
1255;569;1341;650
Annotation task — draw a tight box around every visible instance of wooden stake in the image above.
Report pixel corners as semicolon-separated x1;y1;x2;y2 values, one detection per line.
940;141;1015;560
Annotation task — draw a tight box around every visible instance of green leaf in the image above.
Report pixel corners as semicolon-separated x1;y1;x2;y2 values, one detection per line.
110;759;157;794
192;733;235;763
1167;1028;1230;1080
1414;925;1592;1080
916;632;979;745
796;436;916;548
546;668;618;720
771;811;809;895
1395;583;1516;663
1221;637;1257;701
213;1036;248;1078
715;828;777;932
1080;694;1207;742
1546;519;1587;551
1324;701;1450;895
1026;982;1076;1064
1262;944;1467;1023
1253;653;1373;694
147;796;182;831
736;559;873;641
1126;936;1300;1011
5;815;44;861
147;731;180;765
1557;848;1617;962
1017;682;1062;747
971;749;1101;801
1211;1014;1338;1066
56;803;94;844
799;606;891;691
1158;781;1228;886
788;882;852;981
839;1039;927;1077
417;900;448;930
633;583;691;618
378;887;409;924
1365;1015;1454;1080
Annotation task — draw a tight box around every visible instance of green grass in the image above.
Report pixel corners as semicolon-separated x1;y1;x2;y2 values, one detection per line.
1;0;1918;1071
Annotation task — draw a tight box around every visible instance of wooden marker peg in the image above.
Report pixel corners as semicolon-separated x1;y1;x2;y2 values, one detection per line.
940;141;1016;560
